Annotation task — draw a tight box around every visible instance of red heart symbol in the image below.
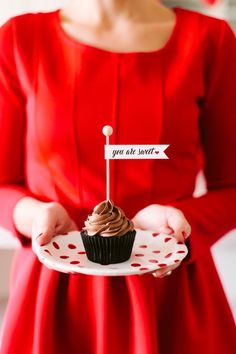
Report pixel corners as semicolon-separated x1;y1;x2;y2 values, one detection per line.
155;151;159;155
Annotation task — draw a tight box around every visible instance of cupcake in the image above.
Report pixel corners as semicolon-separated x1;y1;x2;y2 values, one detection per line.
81;200;136;265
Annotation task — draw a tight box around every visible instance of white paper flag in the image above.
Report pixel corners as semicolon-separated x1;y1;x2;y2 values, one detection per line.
105;145;169;159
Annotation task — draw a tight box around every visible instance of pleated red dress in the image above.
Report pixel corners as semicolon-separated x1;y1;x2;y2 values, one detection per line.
0;6;236;354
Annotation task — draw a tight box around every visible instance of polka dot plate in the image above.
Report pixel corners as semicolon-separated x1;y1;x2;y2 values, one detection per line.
32;230;188;276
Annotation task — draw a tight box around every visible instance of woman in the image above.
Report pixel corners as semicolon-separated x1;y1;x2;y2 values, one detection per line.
0;0;236;353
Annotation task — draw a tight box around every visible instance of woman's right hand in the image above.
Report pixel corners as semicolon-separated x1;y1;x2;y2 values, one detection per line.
32;202;78;245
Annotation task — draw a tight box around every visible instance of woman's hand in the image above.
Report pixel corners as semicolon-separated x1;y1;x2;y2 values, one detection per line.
132;204;191;278
32;202;78;246
14;197;78;245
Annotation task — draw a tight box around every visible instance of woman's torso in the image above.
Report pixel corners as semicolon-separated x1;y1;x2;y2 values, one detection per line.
11;7;216;224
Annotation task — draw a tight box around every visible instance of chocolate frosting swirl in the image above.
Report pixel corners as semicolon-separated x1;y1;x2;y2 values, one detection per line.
83;200;134;237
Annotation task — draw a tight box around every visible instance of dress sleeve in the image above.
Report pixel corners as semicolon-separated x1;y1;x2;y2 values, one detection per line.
171;20;236;264
0;19;33;246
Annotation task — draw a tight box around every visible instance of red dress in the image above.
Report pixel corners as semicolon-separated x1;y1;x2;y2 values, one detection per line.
0;6;236;354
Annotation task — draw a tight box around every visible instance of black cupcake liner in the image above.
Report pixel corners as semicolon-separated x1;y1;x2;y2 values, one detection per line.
80;230;136;265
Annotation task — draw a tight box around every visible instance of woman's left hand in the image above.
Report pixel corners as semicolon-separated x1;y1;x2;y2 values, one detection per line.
132;204;191;278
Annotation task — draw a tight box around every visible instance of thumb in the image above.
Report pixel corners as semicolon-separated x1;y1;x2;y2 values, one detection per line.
54;219;78;233
35;230;55;246
32;215;56;246
167;209;191;242
68;220;78;231
132;216;141;230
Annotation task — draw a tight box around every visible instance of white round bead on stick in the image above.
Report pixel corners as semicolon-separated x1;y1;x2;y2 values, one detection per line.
102;125;113;137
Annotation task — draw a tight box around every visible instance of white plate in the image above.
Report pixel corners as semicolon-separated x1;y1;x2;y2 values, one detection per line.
32;230;188;276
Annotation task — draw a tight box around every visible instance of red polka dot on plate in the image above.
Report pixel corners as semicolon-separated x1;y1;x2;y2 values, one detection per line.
52;242;60;249
153;250;161;254
140;267;149;270
139;245;148;248
177;250;185;254
70;261;80;265
60;255;69;259
135;254;144;257
165;253;173;258
158;263;167;267
164;237;172;243
177;241;184;245
131;263;141;267
44;249;52;256
149;259;158;263
77;251;86;254
68;244;76;249
174;259;180;263
152;233;160;237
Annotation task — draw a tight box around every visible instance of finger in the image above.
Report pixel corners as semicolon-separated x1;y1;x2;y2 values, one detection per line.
157;226;174;235
54;219;78;234
151;264;180;278
34;226;55;246
132;215;144;230
160;263;180;276
152;270;172;278
68;220;78;231
183;222;191;239
32;214;56;246
167;209;191;242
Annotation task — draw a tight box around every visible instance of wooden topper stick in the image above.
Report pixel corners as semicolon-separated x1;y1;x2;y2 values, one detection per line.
102;125;113;201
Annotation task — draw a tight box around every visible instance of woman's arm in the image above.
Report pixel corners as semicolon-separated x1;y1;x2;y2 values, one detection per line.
13;197;77;245
0;19;77;246
0;19;35;246
133;20;236;265
170;19;236;263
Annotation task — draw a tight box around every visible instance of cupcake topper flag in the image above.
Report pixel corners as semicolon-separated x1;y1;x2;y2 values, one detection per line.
102;125;169;201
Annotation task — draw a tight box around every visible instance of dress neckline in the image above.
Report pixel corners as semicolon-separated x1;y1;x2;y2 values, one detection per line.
54;6;182;55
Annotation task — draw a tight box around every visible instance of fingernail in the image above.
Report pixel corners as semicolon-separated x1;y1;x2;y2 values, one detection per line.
36;233;43;240
182;232;187;242
36;233;46;246
38;238;48;246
